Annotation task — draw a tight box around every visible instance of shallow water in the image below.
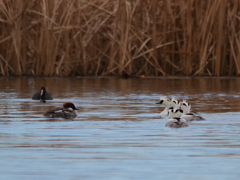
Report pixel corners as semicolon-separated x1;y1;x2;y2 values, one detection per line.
0;77;240;180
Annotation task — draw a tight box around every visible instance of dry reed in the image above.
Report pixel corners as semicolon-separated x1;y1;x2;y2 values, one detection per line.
0;0;240;77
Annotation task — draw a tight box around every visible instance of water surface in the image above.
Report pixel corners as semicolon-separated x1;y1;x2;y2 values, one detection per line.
0;77;240;180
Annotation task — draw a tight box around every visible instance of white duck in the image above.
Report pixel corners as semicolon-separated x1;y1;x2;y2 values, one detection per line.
180;100;191;114
166;107;189;128
179;100;204;121
171;96;180;109
175;103;205;121
156;96;172;116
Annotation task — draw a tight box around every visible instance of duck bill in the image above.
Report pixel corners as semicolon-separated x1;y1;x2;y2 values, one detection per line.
75;108;80;110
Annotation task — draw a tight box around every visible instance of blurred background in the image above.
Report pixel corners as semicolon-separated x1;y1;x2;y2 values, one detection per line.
0;0;239;77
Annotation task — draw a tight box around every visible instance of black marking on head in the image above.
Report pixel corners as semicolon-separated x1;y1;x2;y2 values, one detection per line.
176;109;183;113
156;100;163;104
168;107;174;113
173;100;179;104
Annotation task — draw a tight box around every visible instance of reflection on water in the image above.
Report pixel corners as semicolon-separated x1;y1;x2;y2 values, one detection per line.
0;77;240;179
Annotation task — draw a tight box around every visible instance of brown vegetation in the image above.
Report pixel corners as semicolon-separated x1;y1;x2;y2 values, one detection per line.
0;0;240;77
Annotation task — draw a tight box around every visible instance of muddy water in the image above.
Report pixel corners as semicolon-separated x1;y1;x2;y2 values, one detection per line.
0;77;240;180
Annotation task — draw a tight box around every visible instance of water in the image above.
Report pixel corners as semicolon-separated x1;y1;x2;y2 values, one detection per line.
0;77;240;180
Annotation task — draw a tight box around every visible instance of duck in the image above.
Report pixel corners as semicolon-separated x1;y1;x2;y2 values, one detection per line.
156;96;172;116
179;100;191;114
32;86;53;103
44;102;79;119
180;100;199;115
166;108;189;128
178;99;205;121
171;96;180;109
167;107;183;118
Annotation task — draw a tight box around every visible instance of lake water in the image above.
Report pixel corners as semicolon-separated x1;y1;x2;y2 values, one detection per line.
0;77;240;180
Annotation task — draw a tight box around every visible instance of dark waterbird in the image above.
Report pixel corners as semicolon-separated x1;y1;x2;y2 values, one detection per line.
32;86;53;103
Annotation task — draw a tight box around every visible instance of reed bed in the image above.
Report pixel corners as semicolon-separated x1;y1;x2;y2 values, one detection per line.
0;0;240;77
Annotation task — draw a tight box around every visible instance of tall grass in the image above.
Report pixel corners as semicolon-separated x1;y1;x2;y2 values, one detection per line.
0;0;240;77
